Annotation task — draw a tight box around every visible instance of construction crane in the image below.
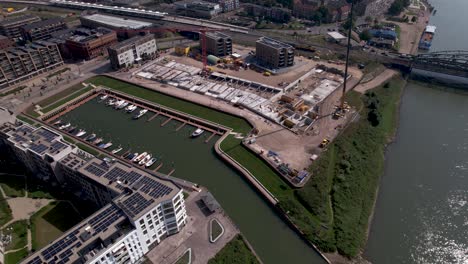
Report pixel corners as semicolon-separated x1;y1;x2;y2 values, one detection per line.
114;26;230;74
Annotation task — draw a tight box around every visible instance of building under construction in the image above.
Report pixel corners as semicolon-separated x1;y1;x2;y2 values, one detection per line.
203;32;232;57
256;37;294;69
0;14;41;40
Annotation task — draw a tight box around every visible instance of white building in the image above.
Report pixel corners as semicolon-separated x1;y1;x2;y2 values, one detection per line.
108;34;157;69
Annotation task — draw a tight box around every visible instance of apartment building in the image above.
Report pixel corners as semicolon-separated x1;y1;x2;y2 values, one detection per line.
0;14;41;40
0;40;64;89
0;121;187;264
256;37;294;69
108;34;157;69
175;1;222;19
203;32;232;57
205;0;240;12
53;27;118;60
20;17;67;41
80;14;153;39
244;4;292;23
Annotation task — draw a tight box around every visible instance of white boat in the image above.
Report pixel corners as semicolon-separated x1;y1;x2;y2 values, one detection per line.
111;146;123;154
133;152;147;163
114;100;125;109
101;142;113;149
191;128;204;137
76;129;86;137
117;102;128;109
138;154;152;166
106;99;116;106
126;105;137;113
145;157;157;168
85;133;96;141
53;119;62;125
130;152;140;162
133;109;148;119
100;94;108;100
59;123;71;130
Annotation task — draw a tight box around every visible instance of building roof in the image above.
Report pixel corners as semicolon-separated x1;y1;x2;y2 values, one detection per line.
368;29;397;39
327;31;346;40
64;27;115;43
108;33;155;52
425;25;436;33
81;14;153;29
206;31;231;39
0;14;40;26
21;17;65;31
256;37;293;49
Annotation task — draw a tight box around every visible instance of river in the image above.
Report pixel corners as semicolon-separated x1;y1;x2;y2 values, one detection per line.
364;0;468;263
59;99;326;264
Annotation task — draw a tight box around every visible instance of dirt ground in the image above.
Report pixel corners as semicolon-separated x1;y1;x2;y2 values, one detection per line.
354;69;398;94
393;6;432;54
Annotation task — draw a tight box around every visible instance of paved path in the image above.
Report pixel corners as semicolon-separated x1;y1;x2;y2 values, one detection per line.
354;69;398;94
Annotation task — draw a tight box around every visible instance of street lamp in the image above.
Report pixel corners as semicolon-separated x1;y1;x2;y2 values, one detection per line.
340;0;361;110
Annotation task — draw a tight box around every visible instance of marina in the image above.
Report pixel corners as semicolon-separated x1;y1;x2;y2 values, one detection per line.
39;94;326;264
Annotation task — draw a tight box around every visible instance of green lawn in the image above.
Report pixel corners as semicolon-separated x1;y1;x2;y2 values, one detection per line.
86;76;252;134
210;219;223;241
4;247;28;264
0;191;12;226
0;175;25;197
16;115;36;126
0;85;27;97
76;142;100;156
30;201;82;250
208;235;260;264
175;249;191;264
41;86;93;114
2;220;28;251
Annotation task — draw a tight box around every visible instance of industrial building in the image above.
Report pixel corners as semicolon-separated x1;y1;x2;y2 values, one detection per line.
51;27;118;60
0;41;64;89
203;32;232;57
0;121;187;264
255;37;294;69
80;14;153;39
0;14;41;40
175;1;222;19
108;34;157;69
20;17;68;41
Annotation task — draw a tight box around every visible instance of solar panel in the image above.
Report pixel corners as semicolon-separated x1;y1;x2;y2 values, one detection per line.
104;167;127;181
84;163;108;177
17;125;34;134
26;256;42;264
51;141;67;151
122;171;144;185
120;192;154;217
13;134;27;143
37;128;59;142
137;177;173;199
30;143;48;154
41;233;78;260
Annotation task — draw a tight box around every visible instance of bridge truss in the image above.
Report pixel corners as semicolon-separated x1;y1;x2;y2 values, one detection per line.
414;51;468;72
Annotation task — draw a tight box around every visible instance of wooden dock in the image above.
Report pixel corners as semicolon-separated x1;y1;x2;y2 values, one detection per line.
154;163;163;172
176;122;186;131
161;117;172;127
147;112;159;122
205;132;216;143
44;93;99;123
167;168;175;176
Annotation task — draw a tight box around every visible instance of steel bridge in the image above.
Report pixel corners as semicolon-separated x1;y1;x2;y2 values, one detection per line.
412;51;468;73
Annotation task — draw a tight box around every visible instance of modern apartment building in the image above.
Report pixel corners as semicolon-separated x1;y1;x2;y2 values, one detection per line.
0;41;64;89
0;14;41;40
20;17;67;41
205;0;240;12
203;32;232;57
52;27;118;60
108;34;157;69
255;37;294;69
80;14;153;39
0;121;187;264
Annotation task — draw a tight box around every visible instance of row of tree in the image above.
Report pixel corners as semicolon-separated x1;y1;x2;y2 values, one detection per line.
388;0;411;16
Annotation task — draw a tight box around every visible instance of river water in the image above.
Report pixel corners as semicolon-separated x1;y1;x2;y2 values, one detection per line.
365;0;468;263
59;99;326;264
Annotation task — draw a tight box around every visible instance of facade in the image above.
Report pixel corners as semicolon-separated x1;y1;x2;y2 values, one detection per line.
205;0;240;12
0;41;64;89
256;37;294;69
204;32;232;57
108;34;157;69
292;0;320;19
80;14;153;39
0;121;187;264
0;35;14;50
175;1;222;19
244;4;291;23
52;27;118;60
20;18;67;41
0;14;41;40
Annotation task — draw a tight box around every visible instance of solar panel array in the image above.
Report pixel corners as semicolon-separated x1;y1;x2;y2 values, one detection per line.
120;192;154;217
37;128;59;142
13;134;27;143
104;167;128;181
26;256;42;264
41;229;79;260
138;177;173;199
84;162;109;177
29;143;48;154
17;125;34;134
51;141;67;151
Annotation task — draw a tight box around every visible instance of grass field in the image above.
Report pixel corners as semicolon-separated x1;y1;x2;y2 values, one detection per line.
31;201;82;250
2;220;28;251
0;191;12;227
0;175;25;197
210;219;223;241
175;249;190;264
76;142;100;156
4;247;28;264
16;115;36;126
41;86;93;114
208;235;259;264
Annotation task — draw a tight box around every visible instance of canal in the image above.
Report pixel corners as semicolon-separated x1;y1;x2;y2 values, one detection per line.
365;0;468;263
59;99;326;264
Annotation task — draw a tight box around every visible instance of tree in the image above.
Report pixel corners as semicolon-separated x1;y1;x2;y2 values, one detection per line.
359;30;372;41
411;16;417;22
342;14;356;30
365;16;373;23
368;109;381;126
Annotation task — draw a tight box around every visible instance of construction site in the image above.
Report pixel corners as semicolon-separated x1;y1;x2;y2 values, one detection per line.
128;32;363;186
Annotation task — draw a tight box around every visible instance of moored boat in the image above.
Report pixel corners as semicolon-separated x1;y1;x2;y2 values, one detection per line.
106;99;116;106
67;126;77;133
100;94;108;100
191;128;204;137
85;133;96;141
59;123;71;130
114;100;125;109
126;105;137;113
111;146;123;154
117;101;128;109
129;152;139;161
76;129;87;137
93;137;103;145
138;153;152;166
145;157;157;168
101;142;113;149
133;109;148;119
133;152;147;163
53;120;62;126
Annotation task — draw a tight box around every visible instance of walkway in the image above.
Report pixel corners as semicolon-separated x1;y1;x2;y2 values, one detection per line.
354;69;398;94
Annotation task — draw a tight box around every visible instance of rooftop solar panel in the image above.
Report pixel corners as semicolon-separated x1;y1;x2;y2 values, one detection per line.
137;177;173;199
26;256;42;264
104;167;127;181
51;141;67;151
84;163;108;177
30;143;48;154
37;128;59;142
120;192;154;217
